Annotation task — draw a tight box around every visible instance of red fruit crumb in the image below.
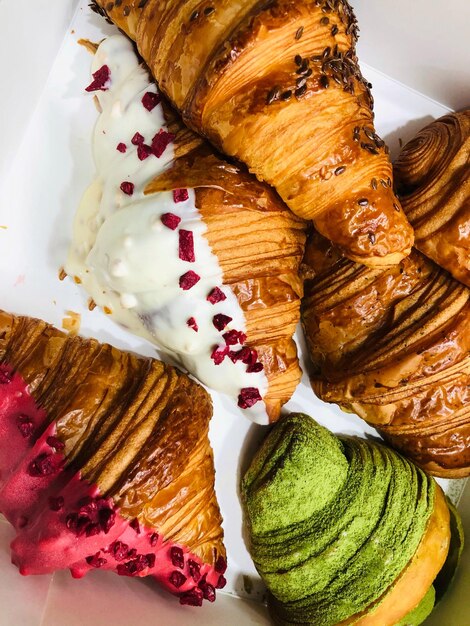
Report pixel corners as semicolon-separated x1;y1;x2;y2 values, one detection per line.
207;287;226;304
215;556;227;574
86;553;107;568
131;132;144;145
16;415;34;438
216;575;227;589
142;91;161;111
149;533;159;547
49;496;64;511
188;559;201;582
152;129;175;158
213;314;232;331
127;549;137;559
179;230;195;262
179;271;200;291
117;554;153;577
199;577;216;603
247;362;264;373
146;554;156;568
173;188;189;203
161;212;181;230
130;518;141;534
169;571;187;588
110;541;129;562
187;317;198;332
179;588;204;607
170;546;185;569
47;435;65;451
28;453;59;477
223;330;246;346
116;142;127;153
137;143;152;160
85;65;110;92
120;182;135;196
238;387;262;409
211;345;229;365
99;508;116;534
228;347;257;364
0;368;12;384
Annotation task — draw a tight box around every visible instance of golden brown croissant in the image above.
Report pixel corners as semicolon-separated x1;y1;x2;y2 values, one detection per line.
0;310;227;606
301;231;470;478
90;0;414;267
394;110;470;287
67;35;306;424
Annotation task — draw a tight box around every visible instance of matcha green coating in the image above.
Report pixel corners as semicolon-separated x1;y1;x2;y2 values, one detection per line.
241;414;436;626
396;586;435;626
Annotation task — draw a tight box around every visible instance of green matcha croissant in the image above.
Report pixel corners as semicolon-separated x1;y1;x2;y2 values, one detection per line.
242;414;463;626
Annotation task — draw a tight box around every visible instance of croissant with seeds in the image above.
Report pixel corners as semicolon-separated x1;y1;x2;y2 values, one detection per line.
91;0;414;267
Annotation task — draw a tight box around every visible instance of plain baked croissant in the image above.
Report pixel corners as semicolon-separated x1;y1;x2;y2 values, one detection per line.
90;0;414;267
394;110;470;287
0;310;227;606
301;231;470;478
66;35;306;424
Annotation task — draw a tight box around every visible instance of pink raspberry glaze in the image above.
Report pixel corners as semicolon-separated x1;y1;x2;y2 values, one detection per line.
0;364;224;605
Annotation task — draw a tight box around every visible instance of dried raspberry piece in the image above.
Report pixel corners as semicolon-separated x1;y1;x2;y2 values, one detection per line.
47;436;65;451
213;314;232;331
223;330;246;346
207;287;227;304
110;541;129;562
188;559;201;582
247;362;264;373
28;453;59;477
170;546;185;569
199;577;216;603
228;347;257;365
131;132;144;145
216;574;227;589
187;317;198;332
130;518;141;534
173;188;189;203
149;532;159;547
117;554;152;577
85;65;110;92
179;271;200;290
146;554;156;568
116;142;127;153
120;182;134;196
49;496;64;511
86;524;101;538
16;415;34;438
179;587;204;607
86;552;107;568
151;129;175;158
142;91;161;111
137;143;152;161
127;549;137;559
211;345;229;365
179;230;195;262
215;555;227;574
160;212;181;230
238;387;262;409
169;571;187;588
99;507;116;533
0;368;13;384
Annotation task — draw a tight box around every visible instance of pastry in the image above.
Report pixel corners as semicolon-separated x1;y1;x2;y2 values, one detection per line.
66;34;306;424
242;413;463;626
301;230;470;477
0;310;226;606
90;0;414;267
394;110;470;287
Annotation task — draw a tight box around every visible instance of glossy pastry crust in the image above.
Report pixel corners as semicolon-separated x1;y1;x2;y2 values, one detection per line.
301;231;470;477
0;310;225;564
92;0;414;267
394;110;470;287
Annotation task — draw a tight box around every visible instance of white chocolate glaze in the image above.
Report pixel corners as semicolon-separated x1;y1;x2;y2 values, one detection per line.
66;35;269;423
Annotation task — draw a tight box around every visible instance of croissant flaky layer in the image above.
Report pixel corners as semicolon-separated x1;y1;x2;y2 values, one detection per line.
92;0;414;267
301;232;470;477
394;110;470;287
0;311;226;605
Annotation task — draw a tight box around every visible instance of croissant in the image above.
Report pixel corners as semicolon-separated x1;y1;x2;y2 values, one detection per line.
242;414;462;626
301;231;470;478
0;310;227;606
394;110;470;287
90;0;414;267
66;35;306;424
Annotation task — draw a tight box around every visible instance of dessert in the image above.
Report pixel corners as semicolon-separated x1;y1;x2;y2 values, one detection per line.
301;230;470;478
394;110;470;287
242;413;463;626
91;0;414;267
66;34;306;425
0;310;226;606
